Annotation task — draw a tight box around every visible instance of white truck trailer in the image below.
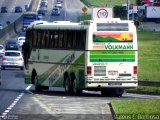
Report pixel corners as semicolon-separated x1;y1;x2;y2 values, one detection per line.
144;6;160;23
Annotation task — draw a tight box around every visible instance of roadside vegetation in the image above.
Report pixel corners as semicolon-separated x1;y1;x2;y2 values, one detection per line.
112;100;160;120
138;31;160;81
80;0;136;7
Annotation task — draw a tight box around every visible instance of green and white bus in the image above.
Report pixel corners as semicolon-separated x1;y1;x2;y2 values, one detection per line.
24;18;138;96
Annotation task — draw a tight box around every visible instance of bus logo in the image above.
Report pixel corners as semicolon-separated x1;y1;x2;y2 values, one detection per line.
97;9;108;18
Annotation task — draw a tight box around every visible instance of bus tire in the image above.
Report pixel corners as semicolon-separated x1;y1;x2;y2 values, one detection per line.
70;73;82;95
101;90;109;96
64;76;71;94
115;89;124;97
70;73;78;95
101;89;124;97
31;68;37;84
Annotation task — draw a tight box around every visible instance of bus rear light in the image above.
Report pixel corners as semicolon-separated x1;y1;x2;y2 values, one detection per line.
134;66;138;74
87;66;92;75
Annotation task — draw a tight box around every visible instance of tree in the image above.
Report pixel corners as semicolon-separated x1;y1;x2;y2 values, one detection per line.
136;0;143;5
114;6;127;20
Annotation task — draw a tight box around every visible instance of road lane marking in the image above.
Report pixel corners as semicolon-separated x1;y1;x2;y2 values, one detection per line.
25;84;32;90
0;84;32;119
33;96;55;114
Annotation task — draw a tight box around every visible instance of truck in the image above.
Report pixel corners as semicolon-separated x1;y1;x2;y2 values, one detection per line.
142;0;160;6
143;6;160;23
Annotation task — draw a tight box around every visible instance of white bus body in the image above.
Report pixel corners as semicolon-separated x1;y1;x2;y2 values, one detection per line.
24;19;138;96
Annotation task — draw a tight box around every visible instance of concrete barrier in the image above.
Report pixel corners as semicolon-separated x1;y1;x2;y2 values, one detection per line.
138;80;160;87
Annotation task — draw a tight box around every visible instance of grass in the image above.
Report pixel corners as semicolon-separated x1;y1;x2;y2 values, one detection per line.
138;31;160;81
112;100;160;120
80;0;136;7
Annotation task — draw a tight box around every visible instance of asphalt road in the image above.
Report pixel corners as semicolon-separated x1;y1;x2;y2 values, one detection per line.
42;0;91;22
0;0;160;120
1;76;160;120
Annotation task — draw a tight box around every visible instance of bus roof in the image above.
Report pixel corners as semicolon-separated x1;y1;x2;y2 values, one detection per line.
27;21;88;30
27;19;135;31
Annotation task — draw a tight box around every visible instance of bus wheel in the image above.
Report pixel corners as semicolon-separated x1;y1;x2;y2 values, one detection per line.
115;89;124;97
31;68;37;84
101;90;109;96
101;89;124;97
70;76;82;95
71;79;77;95
64;76;71;94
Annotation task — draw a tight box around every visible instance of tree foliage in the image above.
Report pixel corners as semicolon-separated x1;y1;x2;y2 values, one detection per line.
114;6;127;20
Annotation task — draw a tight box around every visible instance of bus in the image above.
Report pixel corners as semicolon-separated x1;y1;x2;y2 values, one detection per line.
22;12;42;31
23;19;138;96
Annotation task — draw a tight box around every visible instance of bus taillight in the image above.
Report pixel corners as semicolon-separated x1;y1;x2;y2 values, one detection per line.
87;66;92;75
134;66;138;74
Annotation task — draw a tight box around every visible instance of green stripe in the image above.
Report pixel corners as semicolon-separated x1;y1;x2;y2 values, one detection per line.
90;58;135;62
90;51;135;55
90;51;135;62
90;55;135;59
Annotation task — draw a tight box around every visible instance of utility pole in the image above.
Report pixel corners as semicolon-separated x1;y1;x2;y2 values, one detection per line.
127;0;130;20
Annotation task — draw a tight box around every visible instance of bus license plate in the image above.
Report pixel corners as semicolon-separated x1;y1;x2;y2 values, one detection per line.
108;71;118;75
108;83;121;85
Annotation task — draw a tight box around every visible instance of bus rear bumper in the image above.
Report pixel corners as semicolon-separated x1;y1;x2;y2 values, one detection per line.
85;80;138;89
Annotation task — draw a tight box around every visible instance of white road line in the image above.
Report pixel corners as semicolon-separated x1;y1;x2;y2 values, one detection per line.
33;96;55;114
25;84;32;90
7;107;12;110
4;110;10;113
11;103;16;106
1;84;32;119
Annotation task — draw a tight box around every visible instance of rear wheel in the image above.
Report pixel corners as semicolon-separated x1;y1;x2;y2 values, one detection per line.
64;76;71;94
31;68;41;92
70;73;82;95
101;89;124;97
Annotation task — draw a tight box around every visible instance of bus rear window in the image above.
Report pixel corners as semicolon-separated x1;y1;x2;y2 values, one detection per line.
97;23;129;31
